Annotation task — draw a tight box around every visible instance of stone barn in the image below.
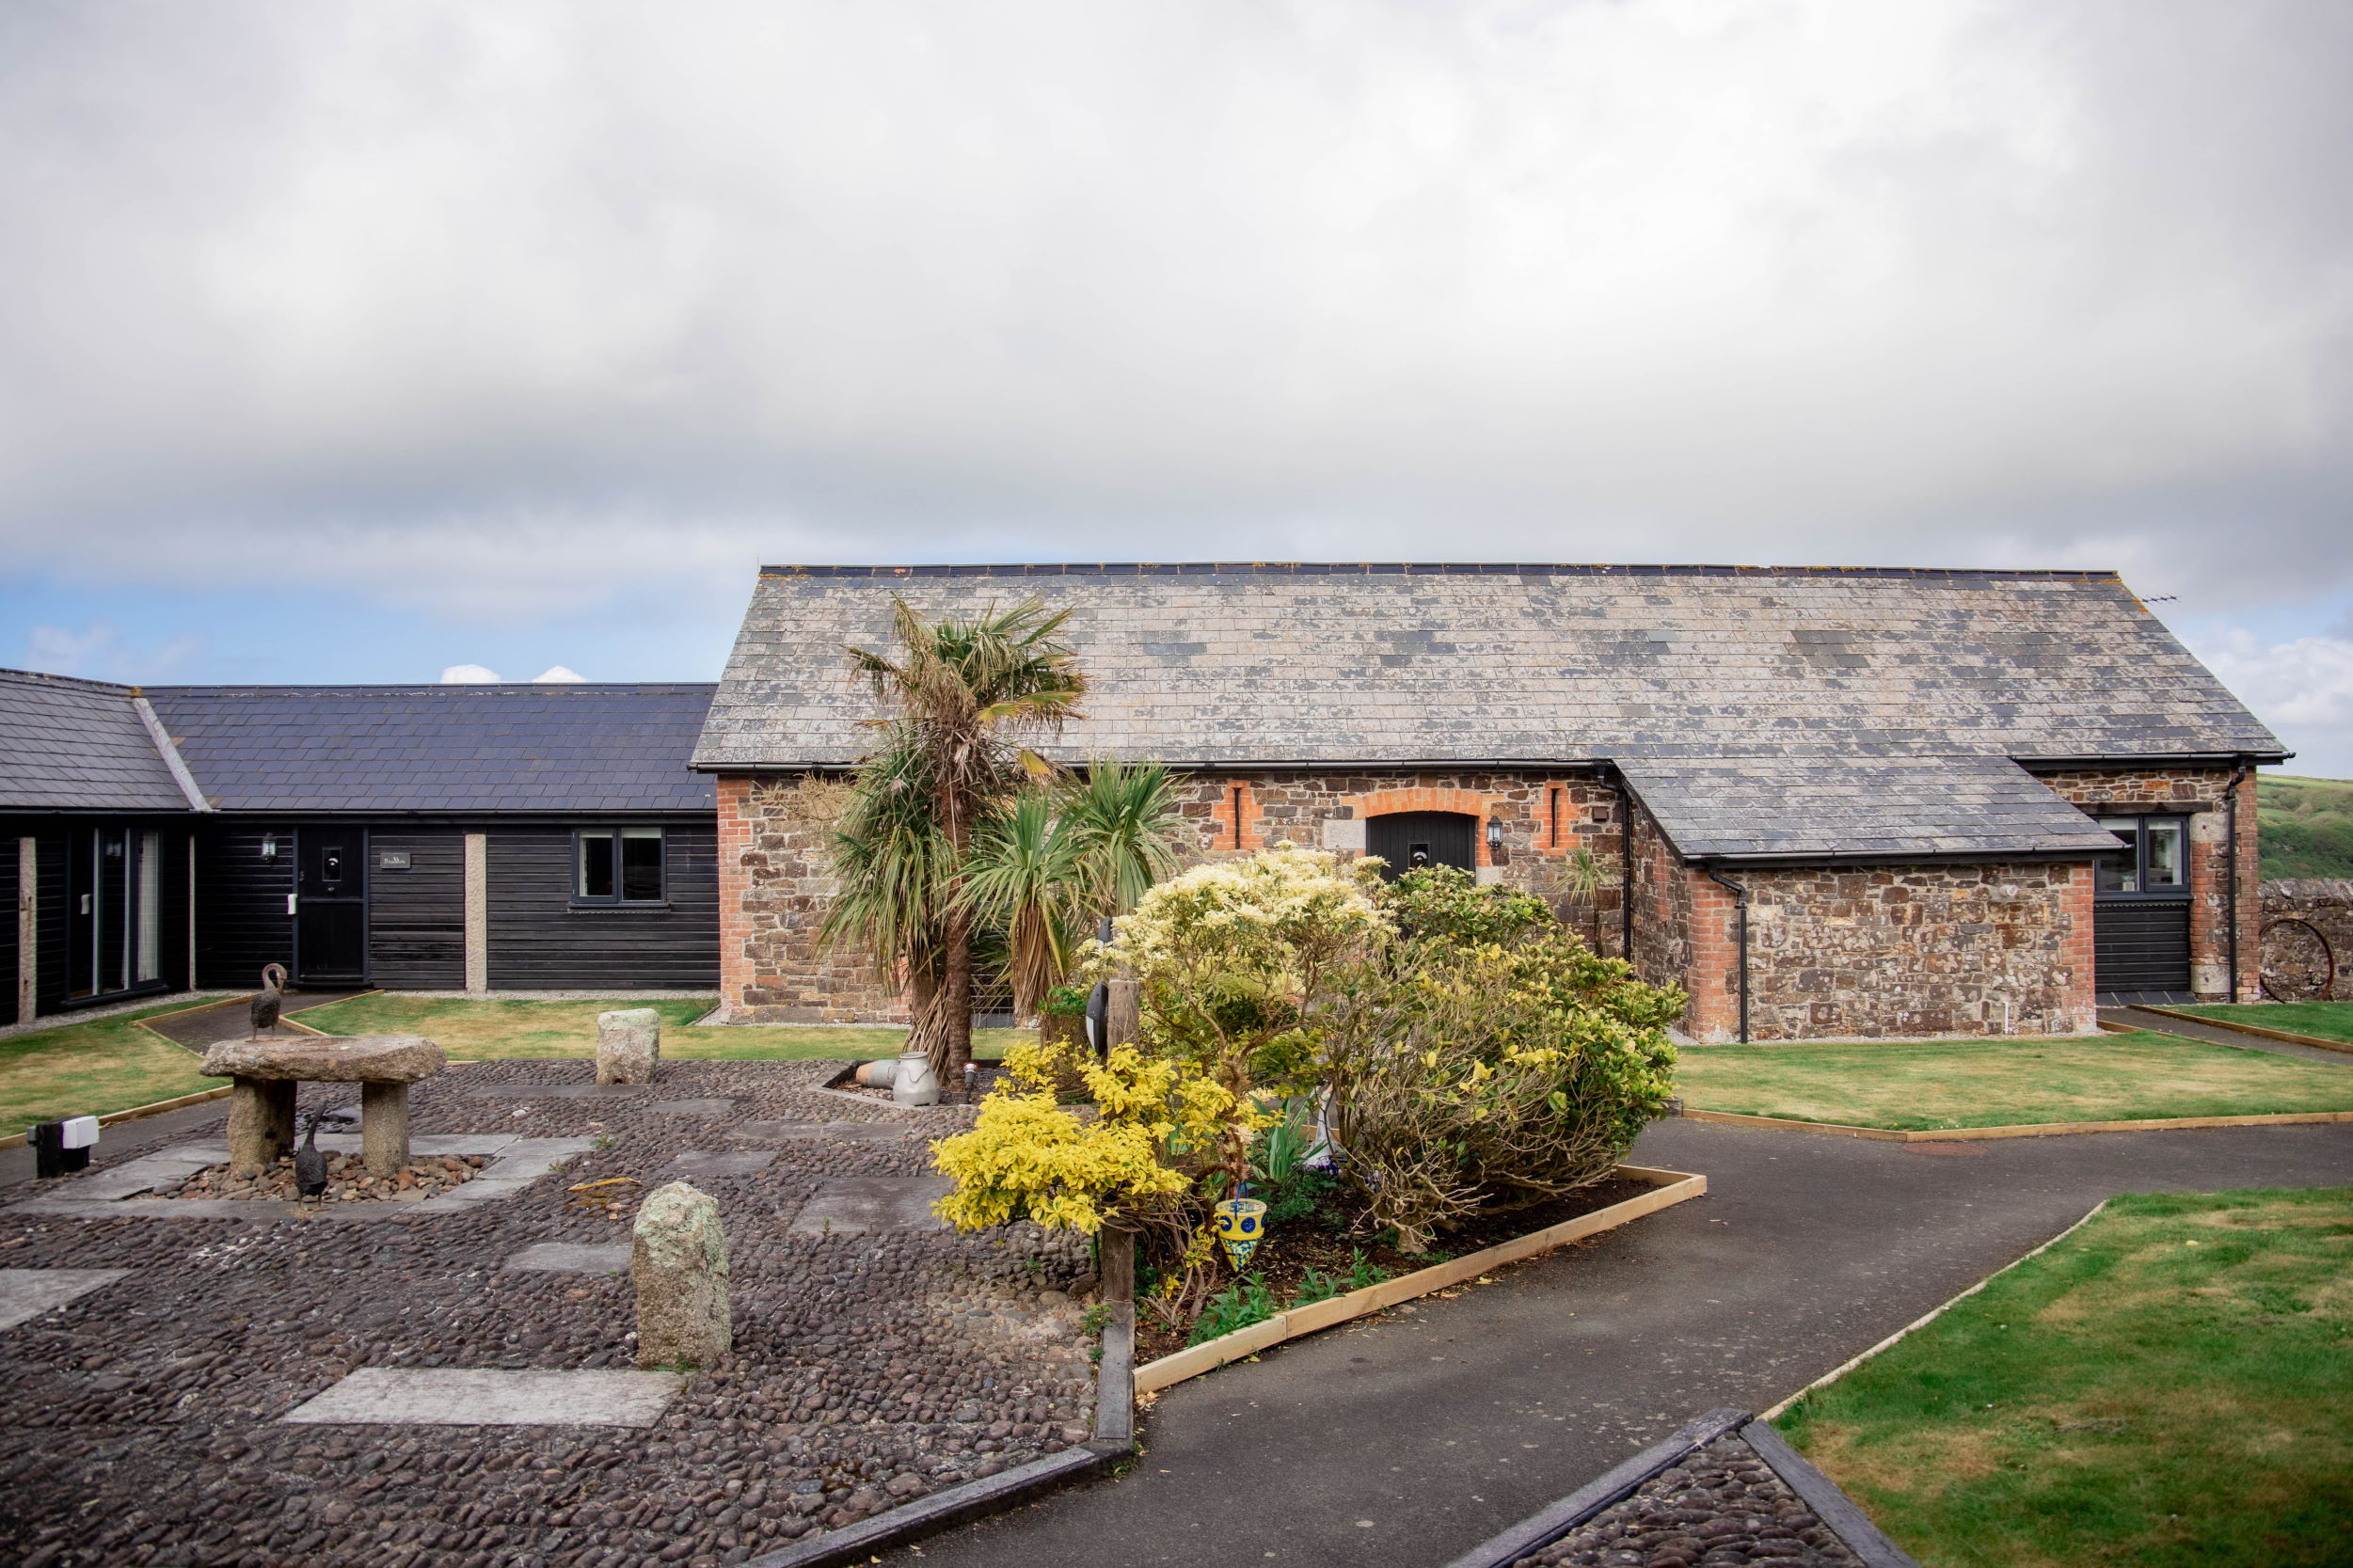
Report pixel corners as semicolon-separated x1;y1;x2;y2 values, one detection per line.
690;562;2285;1041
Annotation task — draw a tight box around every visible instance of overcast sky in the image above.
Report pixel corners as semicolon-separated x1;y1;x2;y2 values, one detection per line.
4;1;2349;769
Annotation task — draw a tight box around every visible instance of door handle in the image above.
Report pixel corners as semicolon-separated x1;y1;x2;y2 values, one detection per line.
287;894;298;915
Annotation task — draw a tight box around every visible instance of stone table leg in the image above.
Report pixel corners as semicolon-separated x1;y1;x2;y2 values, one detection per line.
228;1078;296;1174
360;1082;410;1177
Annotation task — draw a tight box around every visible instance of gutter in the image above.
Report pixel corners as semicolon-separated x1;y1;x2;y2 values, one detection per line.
130;695;214;813
1702;865;1751;1044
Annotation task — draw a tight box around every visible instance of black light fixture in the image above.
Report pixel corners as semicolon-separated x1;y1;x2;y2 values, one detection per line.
1486;817;1503;851
261;832;278;860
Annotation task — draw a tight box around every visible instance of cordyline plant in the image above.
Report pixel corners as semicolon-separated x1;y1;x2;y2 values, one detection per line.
1320;868;1683;1252
1089;844;1390;1185
825;597;1087;1079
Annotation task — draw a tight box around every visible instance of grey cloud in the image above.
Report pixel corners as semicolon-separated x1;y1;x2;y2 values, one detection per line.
1;0;2348;619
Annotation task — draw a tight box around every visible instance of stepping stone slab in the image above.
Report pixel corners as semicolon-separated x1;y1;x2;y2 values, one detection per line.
647;1099;738;1116
788;1176;954;1236
0;1269;131;1332
281;1367;684;1427
503;1243;633;1274
661;1151;776;1178
731;1120;905;1145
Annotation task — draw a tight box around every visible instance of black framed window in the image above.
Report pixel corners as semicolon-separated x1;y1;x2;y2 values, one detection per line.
575;827;665;904
2094;815;2188;896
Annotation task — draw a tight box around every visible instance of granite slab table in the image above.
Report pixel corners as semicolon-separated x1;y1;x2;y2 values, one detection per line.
198;1035;448;1176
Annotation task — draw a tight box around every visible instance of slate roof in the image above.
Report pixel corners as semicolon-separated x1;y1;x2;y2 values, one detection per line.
0;668;193;812
692;563;2286;768
144;685;717;812
1616;756;2125;862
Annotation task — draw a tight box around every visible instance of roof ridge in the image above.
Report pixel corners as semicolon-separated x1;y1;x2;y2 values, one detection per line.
755;562;2122;581
144;681;720;695
0;665;138;693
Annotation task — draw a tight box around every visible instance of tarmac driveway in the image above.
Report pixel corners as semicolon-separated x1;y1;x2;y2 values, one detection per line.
896;1117;2353;1568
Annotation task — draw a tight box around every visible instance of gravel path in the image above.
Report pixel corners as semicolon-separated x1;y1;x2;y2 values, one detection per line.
0;1058;1097;1568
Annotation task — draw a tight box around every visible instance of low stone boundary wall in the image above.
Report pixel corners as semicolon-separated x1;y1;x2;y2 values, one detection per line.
2261;879;2353;1000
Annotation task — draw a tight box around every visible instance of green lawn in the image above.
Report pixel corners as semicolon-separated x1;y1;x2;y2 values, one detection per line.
290;994;1029;1062
1;1001;229;1135
1778;1188;2353;1567
2166;1002;2353;1047
1676;1031;2353;1131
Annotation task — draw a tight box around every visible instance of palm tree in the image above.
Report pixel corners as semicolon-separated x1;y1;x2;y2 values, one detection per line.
841;597;1087;1077
960;789;1077;1022
1059;759;1188;919
821;727;953;1025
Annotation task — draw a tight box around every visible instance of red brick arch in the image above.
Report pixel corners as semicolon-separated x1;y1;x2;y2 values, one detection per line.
1356;786;1502;866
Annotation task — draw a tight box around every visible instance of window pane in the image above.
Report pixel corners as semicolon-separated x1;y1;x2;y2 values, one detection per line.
578;832;614;898
2096;817;2139;894
2144;819;2186;889
620;829;663;902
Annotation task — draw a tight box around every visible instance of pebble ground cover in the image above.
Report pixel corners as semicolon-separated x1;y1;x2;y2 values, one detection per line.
0;1057;1097;1568
1513;1432;1861;1568
1675;1030;2353;1131
1777;1186;2353;1567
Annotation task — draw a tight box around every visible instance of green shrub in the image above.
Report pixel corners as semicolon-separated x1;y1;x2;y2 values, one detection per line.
1041;983;1092;1018
1188;1274;1278;1344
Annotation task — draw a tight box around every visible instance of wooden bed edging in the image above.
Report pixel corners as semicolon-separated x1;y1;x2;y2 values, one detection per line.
0;1085;238;1151
740;1294;1137;1568
1679;1105;2353;1142
2130;1004;2353;1056
1133;1164;1707;1395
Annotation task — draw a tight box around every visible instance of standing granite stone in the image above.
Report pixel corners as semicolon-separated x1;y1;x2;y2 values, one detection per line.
225;1080;296;1174
632;1180;730;1369
596;1008;662;1085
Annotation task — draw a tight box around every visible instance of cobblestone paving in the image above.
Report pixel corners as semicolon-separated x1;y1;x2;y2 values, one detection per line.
0;1059;1096;1568
1516;1433;1863;1568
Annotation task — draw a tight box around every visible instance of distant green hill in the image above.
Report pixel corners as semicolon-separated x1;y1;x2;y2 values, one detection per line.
2259;774;2353;879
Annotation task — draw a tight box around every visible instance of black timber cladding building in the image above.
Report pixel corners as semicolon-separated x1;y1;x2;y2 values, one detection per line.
1;670;718;1021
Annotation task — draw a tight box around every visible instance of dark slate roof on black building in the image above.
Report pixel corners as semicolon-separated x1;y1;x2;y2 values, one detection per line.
0;668;193;812
692;563;2287;769
1616;756;2125;862
144;684;716;812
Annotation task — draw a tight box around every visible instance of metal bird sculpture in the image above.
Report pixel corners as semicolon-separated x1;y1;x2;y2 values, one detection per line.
294;1107;354;1198
250;963;288;1039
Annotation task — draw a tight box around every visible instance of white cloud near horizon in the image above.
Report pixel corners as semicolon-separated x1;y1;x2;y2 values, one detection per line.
0;0;2346;629
2191;629;2353;779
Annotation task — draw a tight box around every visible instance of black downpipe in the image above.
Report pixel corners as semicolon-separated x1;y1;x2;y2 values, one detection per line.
1704;865;1751;1044
2226;760;2250;1003
1620;787;1635;962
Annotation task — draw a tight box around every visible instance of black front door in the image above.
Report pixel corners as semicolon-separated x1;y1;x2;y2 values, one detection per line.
294;829;368;984
1367;812;1476;880
2092;814;2192;1000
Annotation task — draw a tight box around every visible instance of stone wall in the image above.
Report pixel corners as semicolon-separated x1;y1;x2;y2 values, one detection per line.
1177;770;1629;948
2260;879;2353;1001
1709;861;2095;1042
717;775;906;1023
2036;765;2259;1002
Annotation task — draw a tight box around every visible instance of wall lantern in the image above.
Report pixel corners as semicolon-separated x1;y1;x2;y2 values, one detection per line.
261;833;278;860
1486;817;1503;851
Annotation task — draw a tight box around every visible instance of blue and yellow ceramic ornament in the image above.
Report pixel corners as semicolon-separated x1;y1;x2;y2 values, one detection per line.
1214;1197;1268;1269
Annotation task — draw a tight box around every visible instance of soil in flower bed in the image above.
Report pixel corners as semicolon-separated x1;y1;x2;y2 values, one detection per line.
162;1152;489;1204
1135;1175;1657;1363
0;1057;1099;1568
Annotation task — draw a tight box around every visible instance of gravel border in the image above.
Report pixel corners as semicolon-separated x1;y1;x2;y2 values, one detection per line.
1439;1409;1918;1568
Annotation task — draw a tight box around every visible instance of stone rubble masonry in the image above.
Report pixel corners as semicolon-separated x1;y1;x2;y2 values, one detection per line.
596;1006;663;1085
714;761;2251;1040
719;774;905;1023
632;1179;733;1370
2037;765;2259;1002
1699;863;2094;1043
2261;879;2353;1000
